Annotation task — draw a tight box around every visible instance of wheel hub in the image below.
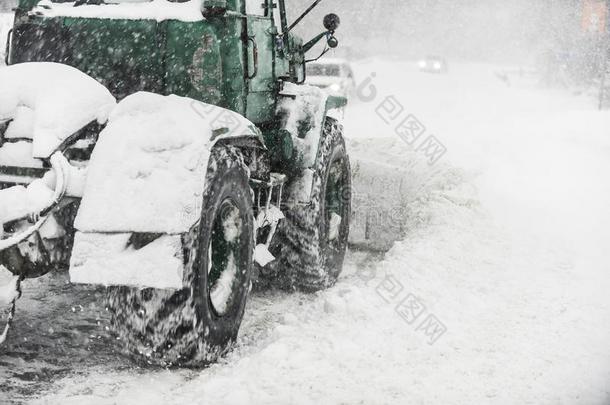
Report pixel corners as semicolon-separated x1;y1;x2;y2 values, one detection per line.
208;199;243;317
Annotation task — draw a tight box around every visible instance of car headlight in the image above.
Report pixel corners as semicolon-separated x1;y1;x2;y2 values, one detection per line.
418;60;427;68
330;83;341;92
433;62;442;70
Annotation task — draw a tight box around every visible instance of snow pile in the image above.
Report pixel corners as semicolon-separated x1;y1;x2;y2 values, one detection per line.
3;106;35;139
278;82;328;168
0;179;54;224
75;92;256;234
0;62;116;158
35;0;205;22
347;136;447;250
0;141;43;168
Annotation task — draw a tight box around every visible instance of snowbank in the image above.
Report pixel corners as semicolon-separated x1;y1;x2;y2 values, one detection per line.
75;92;257;234
0;62;116;158
347;136;449;250
34;0;205;22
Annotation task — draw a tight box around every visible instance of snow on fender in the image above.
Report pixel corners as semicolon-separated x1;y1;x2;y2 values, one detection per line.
277;82;328;169
74;91;259;234
70;92;260;289
0;62;116;158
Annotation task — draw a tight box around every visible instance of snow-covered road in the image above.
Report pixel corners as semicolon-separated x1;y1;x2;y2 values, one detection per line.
1;60;609;404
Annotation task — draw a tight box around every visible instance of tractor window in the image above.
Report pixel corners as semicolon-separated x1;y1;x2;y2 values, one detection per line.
272;4;283;33
246;0;267;16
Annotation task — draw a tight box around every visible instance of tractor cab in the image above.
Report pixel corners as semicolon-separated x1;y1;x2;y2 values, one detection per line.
7;0;339;125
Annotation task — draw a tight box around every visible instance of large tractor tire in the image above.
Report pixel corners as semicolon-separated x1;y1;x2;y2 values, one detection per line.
267;118;351;292
105;146;254;367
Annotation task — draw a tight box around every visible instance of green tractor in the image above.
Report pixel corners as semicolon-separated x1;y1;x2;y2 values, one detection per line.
0;0;351;365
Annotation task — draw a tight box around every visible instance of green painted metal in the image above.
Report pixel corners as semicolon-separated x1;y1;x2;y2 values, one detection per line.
262;129;294;168
9;0;339;171
326;95;348;111
16;0;38;10
164;21;229;108
246;16;277;122
62;18;164;99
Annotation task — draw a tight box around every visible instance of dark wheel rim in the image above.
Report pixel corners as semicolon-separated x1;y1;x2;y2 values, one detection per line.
324;153;350;250
207;199;243;317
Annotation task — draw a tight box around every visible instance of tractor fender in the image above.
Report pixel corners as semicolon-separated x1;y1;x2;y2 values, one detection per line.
74;92;262;235
277;82;347;204
69;93;262;289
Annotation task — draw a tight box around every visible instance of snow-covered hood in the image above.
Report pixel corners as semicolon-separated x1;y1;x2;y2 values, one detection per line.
0;62;116;158
75;92;259;234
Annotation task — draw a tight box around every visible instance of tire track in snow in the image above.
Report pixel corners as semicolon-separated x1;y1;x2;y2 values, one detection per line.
0;249;387;404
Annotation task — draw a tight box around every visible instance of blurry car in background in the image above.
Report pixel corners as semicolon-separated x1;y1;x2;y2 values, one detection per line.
418;56;448;74
306;58;356;98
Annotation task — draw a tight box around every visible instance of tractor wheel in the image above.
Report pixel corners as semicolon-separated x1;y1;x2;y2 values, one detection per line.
267;118;351;292
105;146;254;367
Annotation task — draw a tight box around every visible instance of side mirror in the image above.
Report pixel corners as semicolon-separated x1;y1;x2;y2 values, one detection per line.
323;14;341;32
327;36;339;48
302;13;342;54
202;0;227;18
